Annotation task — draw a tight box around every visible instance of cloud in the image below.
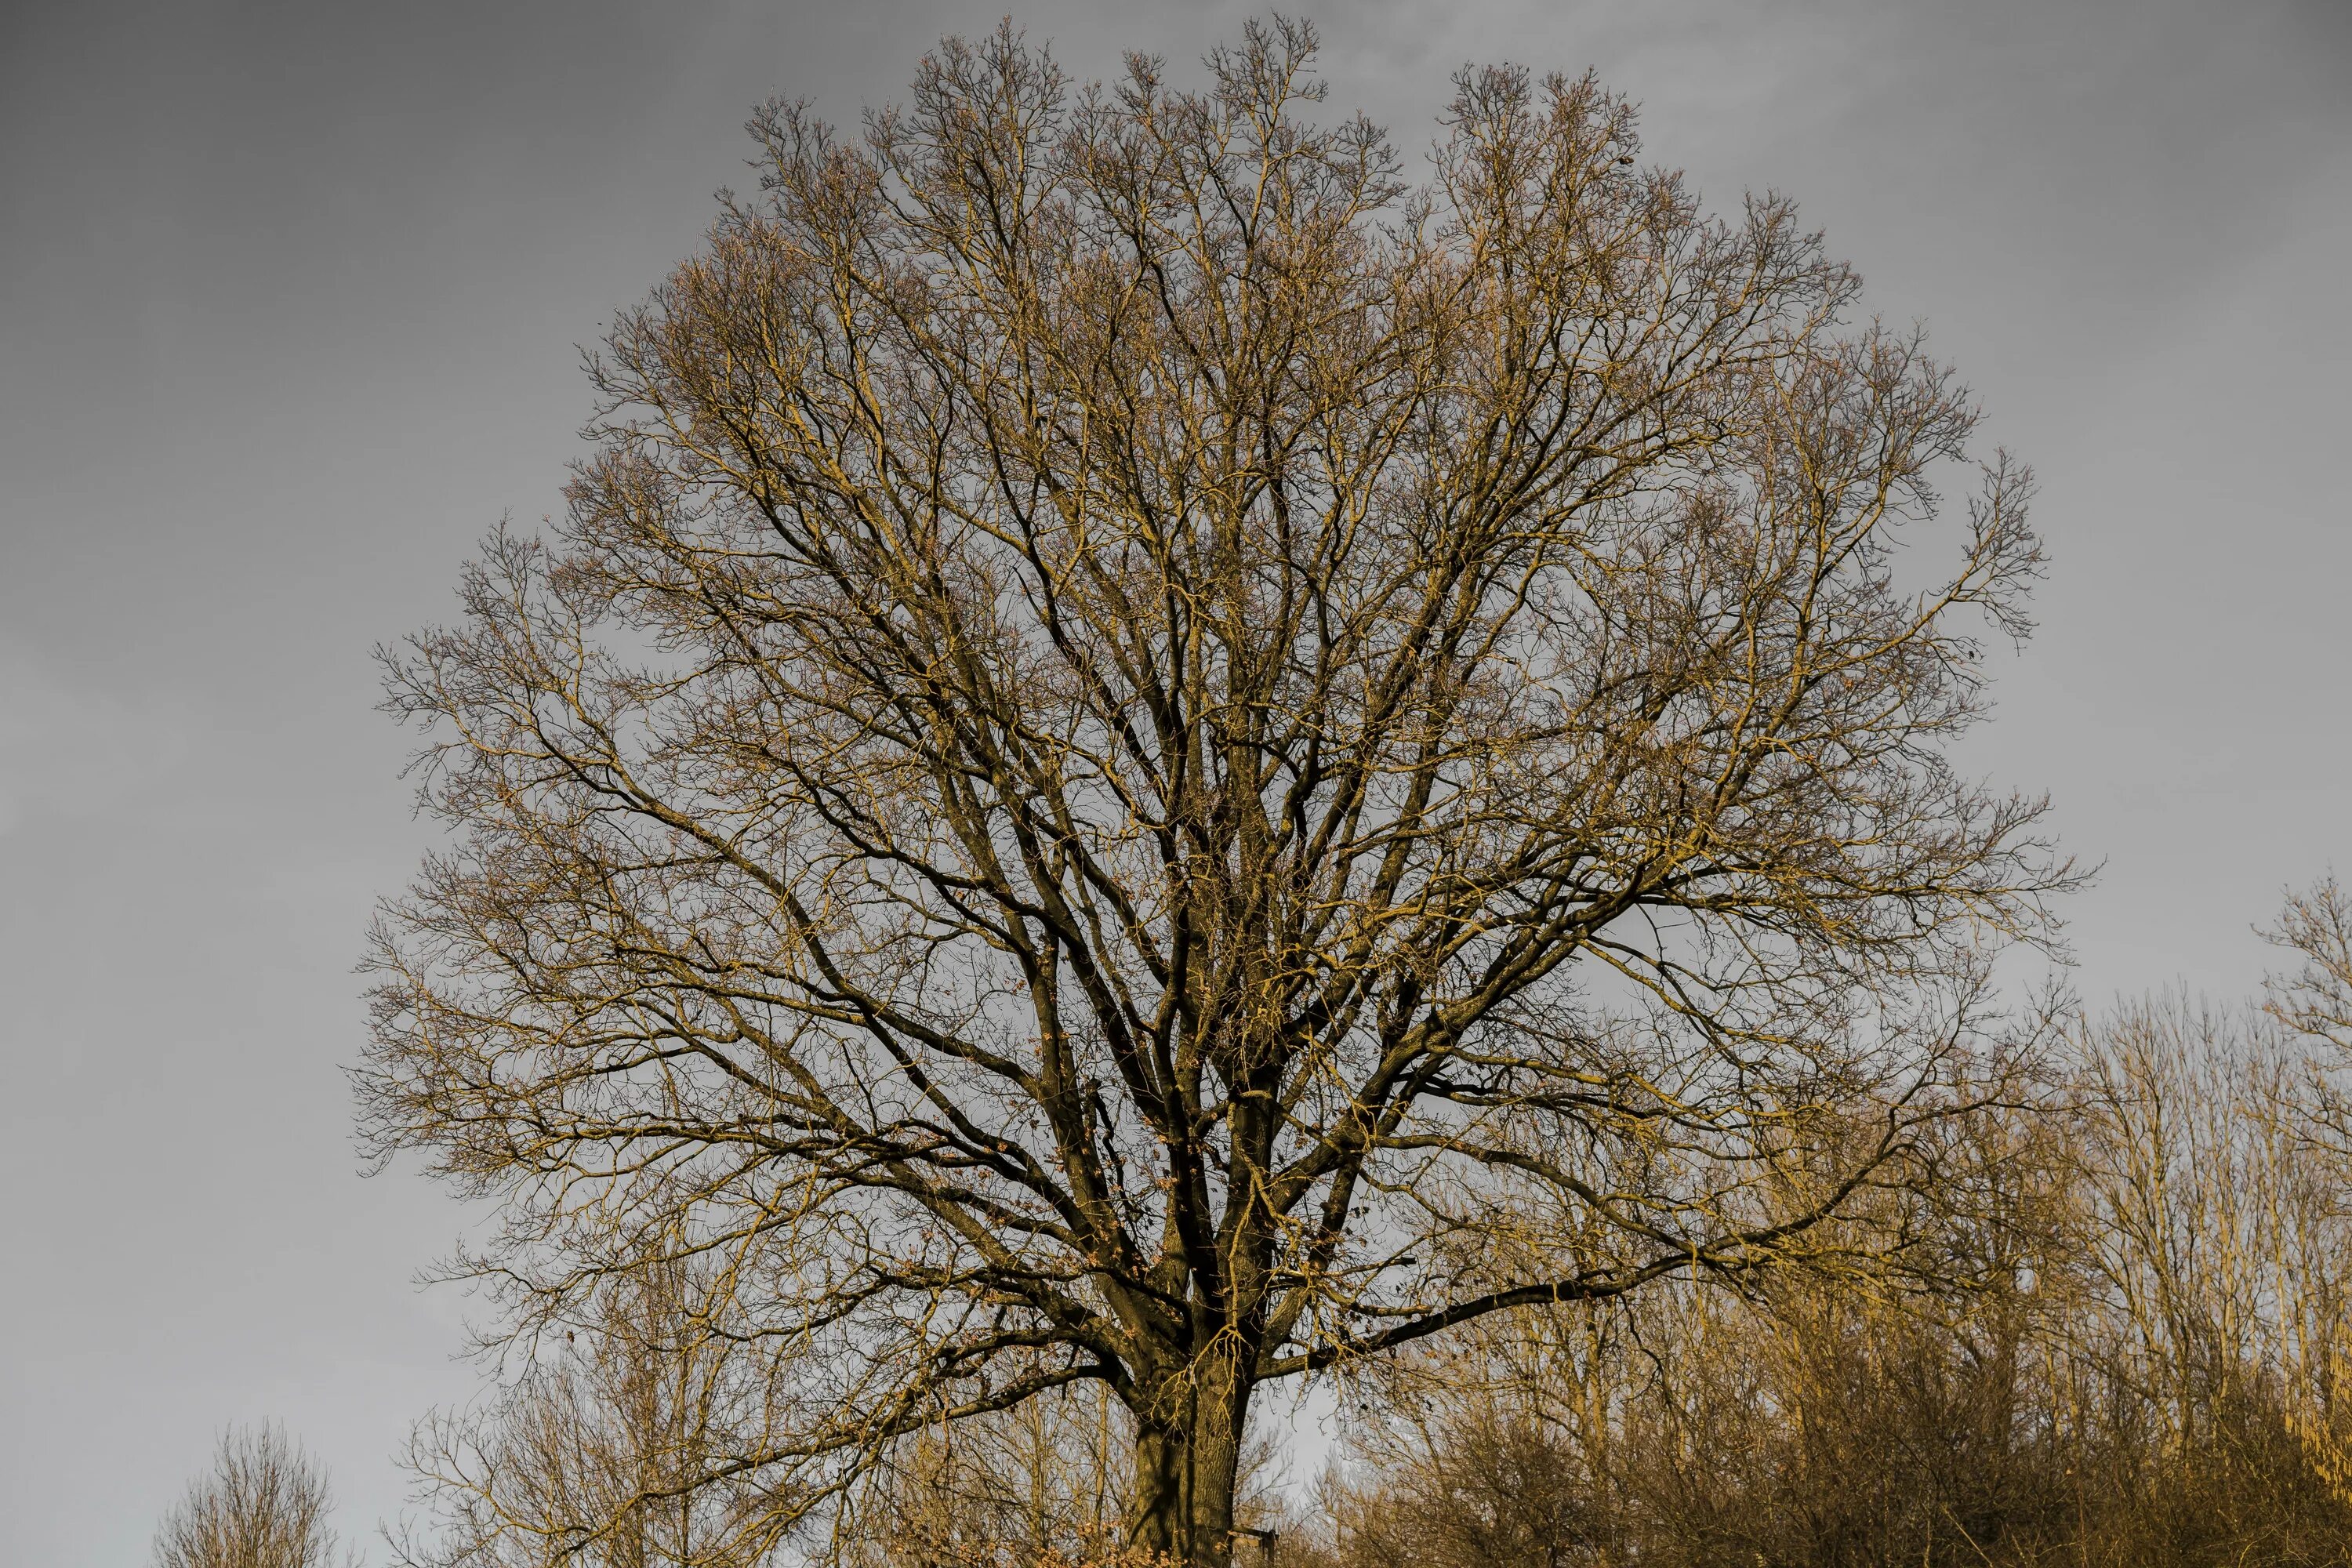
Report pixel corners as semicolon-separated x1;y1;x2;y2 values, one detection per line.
0;648;188;837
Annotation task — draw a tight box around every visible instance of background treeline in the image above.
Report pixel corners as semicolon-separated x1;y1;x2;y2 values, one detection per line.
163;883;2352;1568
1307;879;2352;1568
1317;1010;2352;1568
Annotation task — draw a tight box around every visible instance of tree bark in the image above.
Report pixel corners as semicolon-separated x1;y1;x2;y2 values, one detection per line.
1127;1349;1251;1566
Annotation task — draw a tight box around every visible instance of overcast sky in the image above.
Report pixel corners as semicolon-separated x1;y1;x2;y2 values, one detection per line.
2;1;2347;1560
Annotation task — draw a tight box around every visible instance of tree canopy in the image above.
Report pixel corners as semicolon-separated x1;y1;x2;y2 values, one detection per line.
361;20;2067;1563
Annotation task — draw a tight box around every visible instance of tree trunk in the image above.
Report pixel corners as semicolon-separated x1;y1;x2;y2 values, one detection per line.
1126;1349;1251;1566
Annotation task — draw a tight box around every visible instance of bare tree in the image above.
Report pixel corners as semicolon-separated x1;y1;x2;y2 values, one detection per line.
2262;877;2352;1508
826;1384;1131;1568
154;1425;351;1568
360;19;2067;1563
399;1251;797;1568
2266;876;2352;1056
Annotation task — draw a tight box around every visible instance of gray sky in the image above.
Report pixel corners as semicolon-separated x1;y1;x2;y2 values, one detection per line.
2;1;2346;1559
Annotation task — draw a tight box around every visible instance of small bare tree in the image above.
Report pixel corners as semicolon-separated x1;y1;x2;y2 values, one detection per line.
153;1425;350;1568
361;19;2067;1563
400;1252;795;1568
2263;877;2352;1506
2267;877;2352;1028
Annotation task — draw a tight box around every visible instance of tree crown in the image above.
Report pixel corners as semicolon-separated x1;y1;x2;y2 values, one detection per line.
361;18;2068;1552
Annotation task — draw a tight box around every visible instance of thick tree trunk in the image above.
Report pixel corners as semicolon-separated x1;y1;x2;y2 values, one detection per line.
1126;1350;1251;1566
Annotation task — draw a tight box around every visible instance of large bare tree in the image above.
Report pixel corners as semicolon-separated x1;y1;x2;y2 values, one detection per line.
361;20;2067;1563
